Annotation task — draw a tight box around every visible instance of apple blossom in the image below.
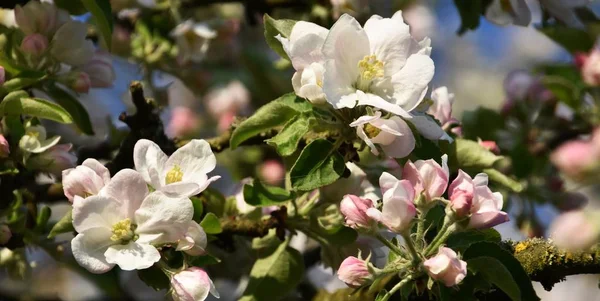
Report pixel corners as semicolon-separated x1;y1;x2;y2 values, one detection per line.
19;125;60;154
167;106;200;138
71;169;194;273
259;159;285;186
550;210;600;251
20;33;48;56
428;87;457;129
448;171;509;228
70;72;92;93
171;20;217;64
578;47;600;86
80;51;116;88
350;111;416;158
403;154;449;202
27;144;77;176
171;267;220;301
176;221;208;256
366;178;416;233
550;140;599;179
0;134;9;158
340;194;376;230
62;159;111;202
337;255;373;288
205;80;250;118
276;21;328;104
50;21;95;67
133;139;220;197
485;0;531;27
14;1;62;36
423;247;467;287
0;225;11;245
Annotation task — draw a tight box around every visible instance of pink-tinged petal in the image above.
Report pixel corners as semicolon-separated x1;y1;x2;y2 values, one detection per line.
176;222;208;256
171;267;219;301
134;191;194;245
403;160;424;195
104;242;160;271
448;170;474;199
337;256;372;288
72;195;124;233
71;228;115;274
99;169;148;219
82;158;111;184
424;247;467;287
414;157;449;199
379;172;400;195
468;211;509;229
340;194;375;229
550;211;600;251
133;139;168;187
349;111;382;127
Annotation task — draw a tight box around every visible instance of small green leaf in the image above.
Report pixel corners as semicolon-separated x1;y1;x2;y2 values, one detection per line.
290;139;345;191
454;0;486;35
467;257;521;301
45;84;95;135
266;115;309;156
243;181;294;207
200;187;227;218
137;264;170;291
263;14;297;60
35;206;52;232
189;254;221;267
452;138;502;169
190;196;204;223
81;0;113;50
483;168;523;192
1;91;74;124
2;76;44;93
230;93;311;149
200;213;222;234
48;209;74;239
464;242;540;301
446;228;501;253
240;241;304;301
461;107;504;141
375;289;388;301
538;25;594;53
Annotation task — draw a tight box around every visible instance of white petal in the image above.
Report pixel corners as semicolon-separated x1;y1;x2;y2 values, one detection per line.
356;93;413;118
349;111;382;127
71;228;114;274
379;172;400;195
33;135;61;153
100;169;148;219
408;113;448;141
322;60;358;109
286;25;328;70
379;118;416;158
390;54;434;111
72;195;124;233
322;14;369;80
473;173;489;187
133;139;168;187
104;242;160;271
82;158;111;183
364;14;412;75
135;191;194;245
176;222;207;256
289;21;329;44
51;21;94;66
161;181;202;198
166;140;216;179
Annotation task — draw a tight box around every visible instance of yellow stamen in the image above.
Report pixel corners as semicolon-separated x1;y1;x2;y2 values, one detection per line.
165;165;184;184
358;55;385;81
110;218;135;242
364;123;382;139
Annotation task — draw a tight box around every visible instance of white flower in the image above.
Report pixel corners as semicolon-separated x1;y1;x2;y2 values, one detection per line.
276;21;329;104
428;86;455;127
134;139;220;198
366;178;416;233
350;111;416;158
19;125;60;153
80;51;116;88
50;21;95;66
62;159;111;202
485;0;531;27
205;80;250;117
176;221;208;256
171;20;217;64
71;169;194;273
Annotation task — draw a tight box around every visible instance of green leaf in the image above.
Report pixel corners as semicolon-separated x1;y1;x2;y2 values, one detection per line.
45;84;95;135
81;0;113;50
446;228;501;253
290;139;345;191
2;76;44;93
463;242;540;301
263;14;297;60
230;93;311;149
137;264;170;291
189;254;221;267
1;91;73;124
240;241;304;301
461;108;504;141
200;213;222;234
452;138;502;169
484;168;523;192
48;209;74;238
200;187;226;218
538;25;594;53
243;181;294;207
453;0;488;35
190;196;204;223
467;257;521;301
266;115;309;156
35;206;52;232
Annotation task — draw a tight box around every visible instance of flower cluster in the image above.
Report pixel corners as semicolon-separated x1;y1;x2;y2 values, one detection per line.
63;139;219;300
19;124;76;176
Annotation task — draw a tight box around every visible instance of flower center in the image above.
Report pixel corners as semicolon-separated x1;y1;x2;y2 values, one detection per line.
165;165;184;184
26;131;40;139
358;55;384;82
110;218;137;243
364;123;382;139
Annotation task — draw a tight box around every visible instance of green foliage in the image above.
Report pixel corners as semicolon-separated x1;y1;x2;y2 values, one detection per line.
47;209;74;238
453;0;491;35
290;139;345;191
189;254;221;267
538;25;594;53
240;240;304;301
464;242;540;301
467;257;522;301
266;115;310;156
461;108;505;141
200;213;222;234
446;228;501;253
81;0;113;50
1;91;74;124
243;181;294;207
200;188;227;218
35;206;52;232
452;138;502;169
190;196;204;223
483;168;523;192
1;74;45;93
537;64;586;110
230;93;311;149
137;265;170;291
263;14;297;60
45;84;95;135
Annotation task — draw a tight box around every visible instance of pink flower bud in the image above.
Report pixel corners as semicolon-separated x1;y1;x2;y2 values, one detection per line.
581;49;600;86
171;267;219;301
167;106;200;138
62;159;110;202
71;72;91;93
575;52;588;69
0;224;11;245
478;140;500;154
550;140;597;179
550;211;600;251
367;179;416;233
0;66;4;85
0;135;9;158
424;247;467;287
259;160;285;186
337;256;373;288
176;222;207;256
403;155;449;201
20;33;48;56
80;51;116;88
28;144;77;176
340;195;375;230
449;191;472;218
217;111;235;133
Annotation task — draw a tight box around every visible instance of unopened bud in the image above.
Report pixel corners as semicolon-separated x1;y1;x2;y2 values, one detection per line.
337;256;374;288
20;33;48;56
70;72;91;93
0;135;9;158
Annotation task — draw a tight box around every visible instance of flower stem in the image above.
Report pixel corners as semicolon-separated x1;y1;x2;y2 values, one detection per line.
402;232;421;265
415;207;430;249
379;275;413;301
424;220;456;257
375;233;406;258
